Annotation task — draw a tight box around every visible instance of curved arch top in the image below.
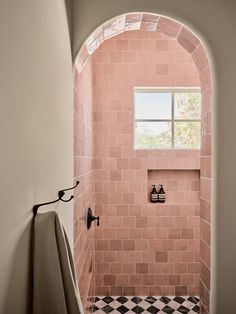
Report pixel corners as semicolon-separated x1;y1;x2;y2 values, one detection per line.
75;13;209;76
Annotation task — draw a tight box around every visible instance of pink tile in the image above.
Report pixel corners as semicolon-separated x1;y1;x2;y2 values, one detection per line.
200;65;211;93
142;14;159;23
130;158;142;169
109;216;123;228
156;251;168;262
110;170;122;181
110;240;122;251
116;274;129;286
175;285;187;295
130;274;143;286
129;228;142;239
142;39;156;51
200;178;211;202
161;263;175;274
103;64;116;75
156;64;168;75
103;252;116;262
103;275;116;286
116;204;129;216
136;285;150;295
110;263;122;277
143;275;155;285
117;158;129;169
168;228;181;239
89;24;209;300
103;228;116;240
116;228;129;239
128;251;143;263
123;240;135;251
129;39;142;51
177;27;200;53
143;228;156;239
182;228;194;239
136;263;148;274
122;193;135;204
140;21;158;31
136;217;148;228
117;39;129;50
123;263;136;274
110;51;123;63
200;220;211;245
162;217;175;227
123;216;136;228
135;239;149;251
124;286;136;295
96;262;110;274
157;17;182;38
125;13;143;23
192;44;208;72
123;51;136;63
200;199;211;223
188;262;200;274
169;274;181;285
156;40;168;51
110;286;122;295
175;240;188;251
162;240;174;251
95;286;109;296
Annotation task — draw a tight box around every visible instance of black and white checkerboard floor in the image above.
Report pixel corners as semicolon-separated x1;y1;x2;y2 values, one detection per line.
93;296;200;313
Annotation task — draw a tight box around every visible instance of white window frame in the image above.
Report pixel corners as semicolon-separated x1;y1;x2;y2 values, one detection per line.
133;87;201;150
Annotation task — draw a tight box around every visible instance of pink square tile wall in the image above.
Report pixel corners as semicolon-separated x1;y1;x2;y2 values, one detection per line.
74;25;211;313
93;30;201;296
74;57;95;313
198;52;211;314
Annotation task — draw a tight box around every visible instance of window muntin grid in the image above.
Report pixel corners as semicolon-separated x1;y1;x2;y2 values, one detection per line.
134;88;201;149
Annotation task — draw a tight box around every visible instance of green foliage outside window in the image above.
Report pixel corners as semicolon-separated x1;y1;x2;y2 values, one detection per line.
134;91;201;149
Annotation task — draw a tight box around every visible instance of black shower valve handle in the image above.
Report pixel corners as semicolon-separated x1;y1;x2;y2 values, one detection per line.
91;214;100;225
87;207;100;229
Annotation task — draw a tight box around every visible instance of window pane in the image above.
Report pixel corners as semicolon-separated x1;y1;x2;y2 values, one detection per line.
174;122;201;148
134;92;171;119
174;92;201;119
135;122;171;148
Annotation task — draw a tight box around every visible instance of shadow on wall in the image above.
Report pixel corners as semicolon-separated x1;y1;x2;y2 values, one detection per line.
2;222;33;314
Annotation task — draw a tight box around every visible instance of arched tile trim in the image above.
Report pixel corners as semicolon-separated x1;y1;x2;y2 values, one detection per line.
75;13;203;73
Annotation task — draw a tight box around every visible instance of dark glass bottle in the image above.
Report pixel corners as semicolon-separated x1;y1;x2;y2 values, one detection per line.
150;185;158;203
158;185;166;203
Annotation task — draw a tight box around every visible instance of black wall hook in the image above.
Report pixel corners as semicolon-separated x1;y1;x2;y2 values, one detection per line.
33;181;80;216
33;191;65;216
58;181;80;202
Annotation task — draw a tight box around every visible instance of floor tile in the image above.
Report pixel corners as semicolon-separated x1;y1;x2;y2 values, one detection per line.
93;296;200;314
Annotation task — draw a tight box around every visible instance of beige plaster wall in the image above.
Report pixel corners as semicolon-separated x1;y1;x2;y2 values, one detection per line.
0;1;74;313
72;0;236;313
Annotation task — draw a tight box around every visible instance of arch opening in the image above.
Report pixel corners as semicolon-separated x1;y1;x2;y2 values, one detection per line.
74;13;212;314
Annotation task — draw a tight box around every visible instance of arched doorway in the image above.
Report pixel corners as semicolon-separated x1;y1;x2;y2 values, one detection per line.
74;13;212;314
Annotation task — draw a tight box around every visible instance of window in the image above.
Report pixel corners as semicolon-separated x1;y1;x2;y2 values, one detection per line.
134;89;201;149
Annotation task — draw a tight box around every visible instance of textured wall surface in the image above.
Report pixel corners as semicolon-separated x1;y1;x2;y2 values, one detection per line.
92;30;202;296
197;47;211;314
74;57;95;313
0;1;74;313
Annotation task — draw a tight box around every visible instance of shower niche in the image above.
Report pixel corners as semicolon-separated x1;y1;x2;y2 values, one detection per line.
148;169;200;204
